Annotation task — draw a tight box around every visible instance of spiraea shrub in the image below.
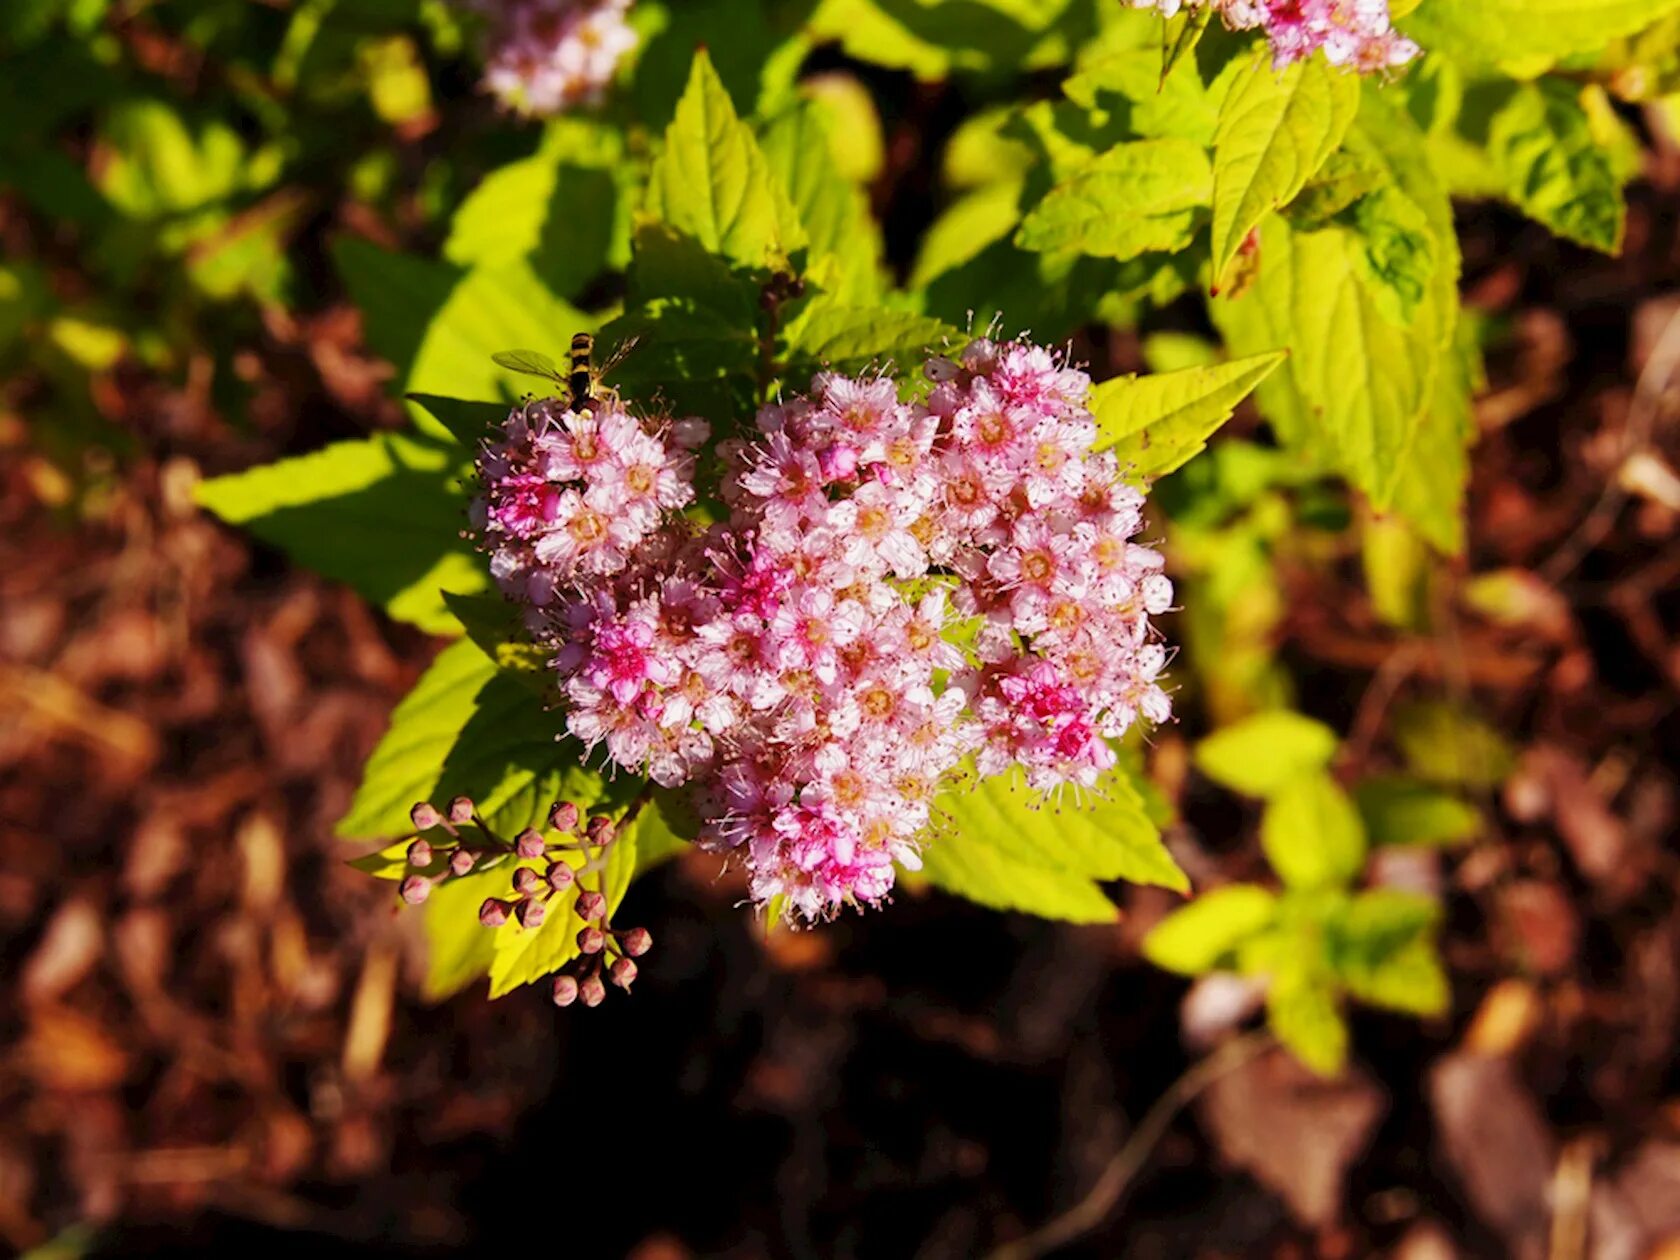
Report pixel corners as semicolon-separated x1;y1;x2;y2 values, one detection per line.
179;0;1678;1071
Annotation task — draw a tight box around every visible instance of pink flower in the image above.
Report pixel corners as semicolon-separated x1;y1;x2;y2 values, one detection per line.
768;587;865;686
881;589;965;674
585;431;693;528
988;515;1085;624
1124;0;1418;71
473;0;639;118
472;335;1178;927
580;608;678;705
827;480;928;580
739;430;827;520
532;489;634;576
811;373;907;464
951;384;1035;468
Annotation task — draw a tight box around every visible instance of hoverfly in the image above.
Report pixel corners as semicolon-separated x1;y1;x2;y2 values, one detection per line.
567;331;641;413
491;333;639;414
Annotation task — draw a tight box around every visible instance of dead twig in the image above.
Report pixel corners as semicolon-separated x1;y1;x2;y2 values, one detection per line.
1539;300;1680;584
984;1032;1271;1260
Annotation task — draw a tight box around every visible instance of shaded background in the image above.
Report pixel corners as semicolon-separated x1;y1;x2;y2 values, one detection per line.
4;4;1680;1258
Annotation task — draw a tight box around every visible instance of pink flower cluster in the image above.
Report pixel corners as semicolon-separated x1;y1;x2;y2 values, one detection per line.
472;339;1174;921
468;0;637;116
1131;0;1418;71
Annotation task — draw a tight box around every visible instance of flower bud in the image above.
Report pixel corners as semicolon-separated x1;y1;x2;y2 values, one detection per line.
818;443;858;482
585;815;615;844
406;838;433;868
450;848;477;877
525;397;565;428
447;795;475;825
399;875;431;905
575;890;607;921
517;898;547;929
578;973;606;1008
546;862;575;892
551;974;579;1007
550;801;579;833
479;898;511;928
516;828;546;859
671;416;710;450
620;926;652;957
410;801;441;830
924;354;961;383
609;957;637;990
511;866;540;896
577;925;605;954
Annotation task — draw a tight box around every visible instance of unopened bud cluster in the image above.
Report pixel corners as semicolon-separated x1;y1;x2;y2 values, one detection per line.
1129;0;1418;71
471;336;1176;923
465;0;637;117
396;796;491;905
398;794;653;1005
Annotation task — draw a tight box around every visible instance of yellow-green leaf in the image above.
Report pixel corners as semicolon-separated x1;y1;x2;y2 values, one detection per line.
1194;710;1339;798
1143;884;1279;974
1016;137;1212;261
1260;771;1367;890
1209;54;1361;291
1090;351;1285;479
646;49;805;269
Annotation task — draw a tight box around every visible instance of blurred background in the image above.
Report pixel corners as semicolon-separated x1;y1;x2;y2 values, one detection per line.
3;2;1680;1257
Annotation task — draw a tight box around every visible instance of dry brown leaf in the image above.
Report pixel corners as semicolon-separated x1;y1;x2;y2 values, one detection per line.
1429;1053;1553;1260
1197;1046;1386;1228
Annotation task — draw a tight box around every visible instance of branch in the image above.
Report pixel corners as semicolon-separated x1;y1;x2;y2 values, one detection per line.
984;1032;1272;1260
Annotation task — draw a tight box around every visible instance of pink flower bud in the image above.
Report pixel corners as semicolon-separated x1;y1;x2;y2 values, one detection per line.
479;898;511;928
609;957;637;990
552;974;579;1007
671;416;710;450
406;838;433;868
399;875;431;905
620;926;652;957
447;795;475;825
550;801;579;832
924;354;961;382
579;973;606;1007
511;866;540;896
410;801;441;830
575;890;607;921
577;925;605;954
516;828;546;859
450;849;476;877
517;898;547;929
546;862;575;892
585;815;615;844
818;443;858;482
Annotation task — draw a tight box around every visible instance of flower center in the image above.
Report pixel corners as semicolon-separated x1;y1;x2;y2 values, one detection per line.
860;685;896;719
1048;600;1085;633
832;771;867;809
857;505;889;537
570;511;607;543
1021;551;1054;583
